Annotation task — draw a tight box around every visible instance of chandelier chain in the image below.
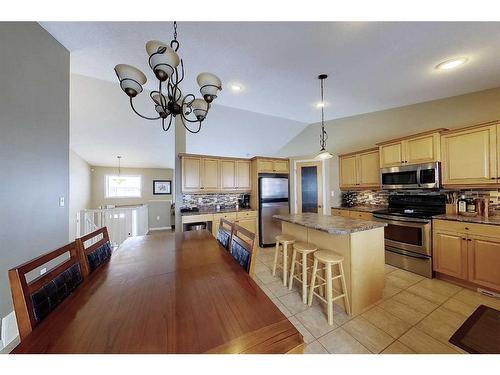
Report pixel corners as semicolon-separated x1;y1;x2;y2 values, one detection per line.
173;21;178;41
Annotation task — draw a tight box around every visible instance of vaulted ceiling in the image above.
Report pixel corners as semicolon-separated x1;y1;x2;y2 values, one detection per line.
42;22;500;167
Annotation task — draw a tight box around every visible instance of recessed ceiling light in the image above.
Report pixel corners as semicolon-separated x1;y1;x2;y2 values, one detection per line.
316;102;325;108
230;84;242;92
435;57;468;70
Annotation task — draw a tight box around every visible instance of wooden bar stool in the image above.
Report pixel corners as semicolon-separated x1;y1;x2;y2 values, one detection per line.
272;234;296;286
288;242;318;304
308;250;350;325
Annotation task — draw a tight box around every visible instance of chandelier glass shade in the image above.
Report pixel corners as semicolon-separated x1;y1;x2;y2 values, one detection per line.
114;22;222;134
315;74;333;160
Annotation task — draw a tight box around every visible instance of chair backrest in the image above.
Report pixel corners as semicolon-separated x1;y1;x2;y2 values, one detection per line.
216;218;234;251
76;227;112;277
8;242;83;339
229;224;256;273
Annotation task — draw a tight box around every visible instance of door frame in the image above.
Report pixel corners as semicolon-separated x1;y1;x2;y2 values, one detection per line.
293;159;328;215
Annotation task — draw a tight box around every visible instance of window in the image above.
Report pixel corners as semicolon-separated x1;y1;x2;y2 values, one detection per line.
105;175;142;198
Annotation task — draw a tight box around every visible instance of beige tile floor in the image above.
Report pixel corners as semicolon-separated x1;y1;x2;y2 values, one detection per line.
252;246;500;354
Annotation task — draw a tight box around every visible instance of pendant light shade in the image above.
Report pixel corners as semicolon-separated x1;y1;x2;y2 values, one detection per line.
114;64;147;97
197;72;222;103
316;148;333;160
146;40;180;81
191;98;209;121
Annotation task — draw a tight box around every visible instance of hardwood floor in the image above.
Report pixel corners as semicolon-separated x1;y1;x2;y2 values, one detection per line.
253;246;500;354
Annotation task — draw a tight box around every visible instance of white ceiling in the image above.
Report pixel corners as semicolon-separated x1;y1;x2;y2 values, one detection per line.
42;22;500;124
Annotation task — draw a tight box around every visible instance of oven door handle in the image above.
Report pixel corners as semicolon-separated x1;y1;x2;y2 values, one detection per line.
386;247;431;260
373;214;430;224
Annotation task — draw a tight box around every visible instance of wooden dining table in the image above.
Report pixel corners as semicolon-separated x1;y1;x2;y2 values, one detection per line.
11;230;303;354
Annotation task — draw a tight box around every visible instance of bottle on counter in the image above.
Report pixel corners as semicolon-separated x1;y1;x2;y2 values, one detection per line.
466;198;476;213
457;195;467;214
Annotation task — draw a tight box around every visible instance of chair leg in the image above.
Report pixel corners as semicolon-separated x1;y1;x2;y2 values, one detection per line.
339;262;351;315
282;243;288;286
272;241;280;276
325;263;333;326
301;252;308;304
308;258;318;306
288;249;297;290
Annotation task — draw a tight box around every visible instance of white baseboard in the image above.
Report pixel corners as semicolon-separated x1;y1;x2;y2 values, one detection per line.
148;226;171;231
1;311;19;349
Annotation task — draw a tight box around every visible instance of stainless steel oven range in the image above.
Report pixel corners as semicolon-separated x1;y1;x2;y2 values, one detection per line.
373;194;446;278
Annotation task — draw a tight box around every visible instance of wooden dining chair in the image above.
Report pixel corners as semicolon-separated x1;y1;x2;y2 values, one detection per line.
8;241;84;339
76;227;112;278
229;224;256;273
216;218;234;251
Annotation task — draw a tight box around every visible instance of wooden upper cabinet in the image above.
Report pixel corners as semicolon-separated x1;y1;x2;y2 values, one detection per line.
273;160;289;173
220;160;236;189
236;160;251;190
467;234;500;291
202;158;220;190
441;124;497;186
339;148;380;189
358;149;380;186
182;157;201;191
181;155;253;193
340;155;358;188
497;124;500;179
433;230;468;279
379;131;442;168
256;158;289;174
379;142;404;168
406;133;440;165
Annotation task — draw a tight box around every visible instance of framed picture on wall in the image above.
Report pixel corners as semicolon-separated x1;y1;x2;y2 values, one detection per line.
153;180;171;195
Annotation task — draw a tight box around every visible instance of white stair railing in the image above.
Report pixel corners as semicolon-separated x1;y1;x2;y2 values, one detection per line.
77;205;149;247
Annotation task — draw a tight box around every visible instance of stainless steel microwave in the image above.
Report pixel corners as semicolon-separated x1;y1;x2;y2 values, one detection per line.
380;162;441;190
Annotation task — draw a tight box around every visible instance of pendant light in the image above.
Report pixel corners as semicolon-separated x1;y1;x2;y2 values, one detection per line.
315;74;333;160
115;156;126;184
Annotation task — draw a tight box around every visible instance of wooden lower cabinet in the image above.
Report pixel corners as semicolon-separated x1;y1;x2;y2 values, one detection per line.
331;208;373;220
467;235;500;291
433;220;500;292
433;230;468;279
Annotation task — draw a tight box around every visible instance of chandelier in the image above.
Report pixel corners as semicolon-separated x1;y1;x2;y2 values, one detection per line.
114;22;222;134
315;74;333;160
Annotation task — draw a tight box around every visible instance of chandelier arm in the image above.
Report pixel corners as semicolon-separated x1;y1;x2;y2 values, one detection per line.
176;59;185;85
179;115;203;133
129;97;161;121
162;115;174;132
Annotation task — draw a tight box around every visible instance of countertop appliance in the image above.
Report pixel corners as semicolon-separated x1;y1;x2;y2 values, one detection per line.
258;175;290;247
381;162;441;190
238;194;251;209
373;194;446;278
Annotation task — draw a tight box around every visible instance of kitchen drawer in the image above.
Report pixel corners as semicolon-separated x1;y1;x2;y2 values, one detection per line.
331;209;344;216
334;209;351;218
182;214;214;224
236;210;257;219
213;212;237;221
433;219;500;239
349;211;373;221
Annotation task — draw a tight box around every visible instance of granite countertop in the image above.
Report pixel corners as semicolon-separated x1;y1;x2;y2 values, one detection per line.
432;214;500;226
180;207;256;216
273;213;387;235
331;205;387;213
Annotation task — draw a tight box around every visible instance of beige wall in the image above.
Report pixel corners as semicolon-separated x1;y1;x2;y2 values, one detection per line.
278;86;500;158
69;150;91;240
278;86;500;203
91;166;174;229
90;166;174;208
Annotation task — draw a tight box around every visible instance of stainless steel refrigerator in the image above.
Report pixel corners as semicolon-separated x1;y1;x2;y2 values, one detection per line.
258;175;290;247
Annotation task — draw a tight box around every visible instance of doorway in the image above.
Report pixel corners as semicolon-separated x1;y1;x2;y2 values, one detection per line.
296;161;323;214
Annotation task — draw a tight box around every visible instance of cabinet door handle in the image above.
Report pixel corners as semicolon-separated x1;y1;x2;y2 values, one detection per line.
467;239;472;242
464;227;469;230
462;237;466;240
491;177;496;180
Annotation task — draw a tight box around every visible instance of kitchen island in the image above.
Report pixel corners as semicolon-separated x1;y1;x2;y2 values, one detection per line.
273;213;387;315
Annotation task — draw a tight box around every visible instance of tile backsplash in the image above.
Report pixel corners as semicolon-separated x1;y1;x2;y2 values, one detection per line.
341;189;500;215
182;193;247;210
